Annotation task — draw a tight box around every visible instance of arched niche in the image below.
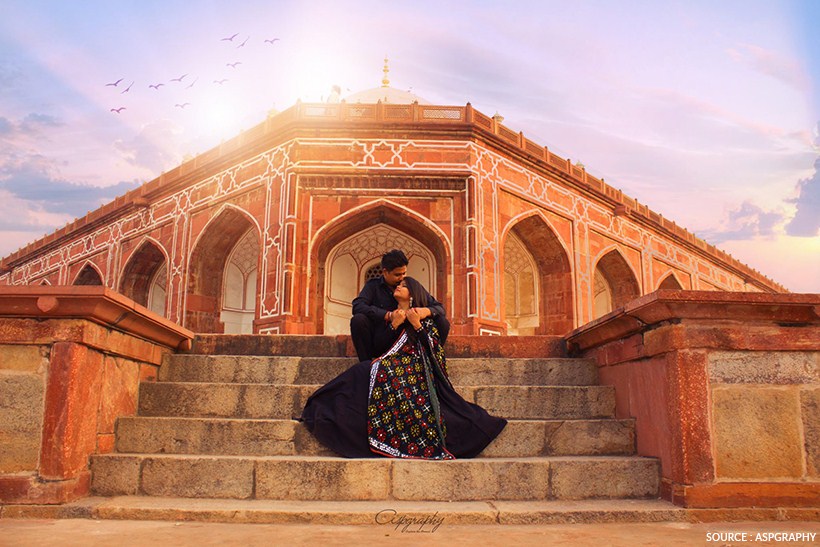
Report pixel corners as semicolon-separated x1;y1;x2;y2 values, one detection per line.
502;232;539;335
593;248;640;318
73;263;103;286
503;214;574;335
312;202;449;335
323;224;436;335
186;207;259;333
658;273;684;290
593;268;613;319
120;240;168;315
221;229;259;334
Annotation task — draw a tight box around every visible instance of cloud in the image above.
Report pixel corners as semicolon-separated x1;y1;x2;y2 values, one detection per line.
0;63;23;91
113;119;184;174
0;111;64;139
0;155;138;220
785;156;820;237
727;43;810;92
20;112;62;131
699;200;786;244
699;150;820;244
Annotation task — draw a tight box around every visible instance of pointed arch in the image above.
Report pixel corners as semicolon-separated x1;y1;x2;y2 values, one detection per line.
73;263;103;286
310;200;451;334
593;247;640;317
185;205;260;333
658;272;684;290
501;211;574;335
119;238;168;313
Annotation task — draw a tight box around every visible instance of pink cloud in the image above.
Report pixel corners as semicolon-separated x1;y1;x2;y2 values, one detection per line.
727;43;810;92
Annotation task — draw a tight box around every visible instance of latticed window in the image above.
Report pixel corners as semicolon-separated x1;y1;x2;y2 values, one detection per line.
593;269;612;319
148;264;167;316
364;263;383;282
503;234;538;334
223;230;258;311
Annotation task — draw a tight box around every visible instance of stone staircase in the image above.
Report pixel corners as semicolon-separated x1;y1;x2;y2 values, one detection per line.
85;335;683;524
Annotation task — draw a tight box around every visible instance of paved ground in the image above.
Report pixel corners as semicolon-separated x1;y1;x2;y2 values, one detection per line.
1;519;818;546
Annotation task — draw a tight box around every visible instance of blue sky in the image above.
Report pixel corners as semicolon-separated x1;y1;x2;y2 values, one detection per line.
1;0;818;291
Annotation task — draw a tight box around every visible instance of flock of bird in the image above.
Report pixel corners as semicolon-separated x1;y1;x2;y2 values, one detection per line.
106;33;280;114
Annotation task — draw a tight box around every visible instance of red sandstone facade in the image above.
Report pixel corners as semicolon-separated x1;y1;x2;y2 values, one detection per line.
0;93;816;512
0;99;785;336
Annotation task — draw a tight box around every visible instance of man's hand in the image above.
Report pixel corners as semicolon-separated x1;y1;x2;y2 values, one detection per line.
406;307;422;330
415;307;432;320
391;309;407;330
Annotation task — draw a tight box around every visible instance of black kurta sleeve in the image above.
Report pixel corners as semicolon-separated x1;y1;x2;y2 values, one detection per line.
352;279;390;322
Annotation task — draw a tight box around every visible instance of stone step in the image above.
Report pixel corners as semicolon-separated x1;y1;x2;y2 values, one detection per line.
188;334;566;358
114;416;636;458
5;496;687;525
137;382;616;420
159;355;599;386
90;454;660;501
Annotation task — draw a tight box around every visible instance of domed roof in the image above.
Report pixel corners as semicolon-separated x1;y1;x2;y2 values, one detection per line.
342;57;430;105
344;86;430;105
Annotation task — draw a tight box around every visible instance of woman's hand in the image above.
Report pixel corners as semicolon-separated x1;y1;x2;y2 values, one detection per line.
391;309;407;330
406;307;422;330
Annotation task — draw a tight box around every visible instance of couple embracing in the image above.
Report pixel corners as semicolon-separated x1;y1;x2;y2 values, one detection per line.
301;249;506;460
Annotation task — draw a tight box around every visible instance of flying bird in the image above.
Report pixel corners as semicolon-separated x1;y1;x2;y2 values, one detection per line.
264;38;280;44
186;77;199;89
149;83;164;90
221;33;238;41
171;74;188;82
105;78;124;87
175;103;191;109
213;79;228;84
121;81;134;94
226;61;242;68
237;36;250;48
110;107;126;113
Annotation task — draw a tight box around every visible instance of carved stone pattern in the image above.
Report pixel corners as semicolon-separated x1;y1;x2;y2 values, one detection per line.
504;234;534;275
231;230;259;276
334;225;430;269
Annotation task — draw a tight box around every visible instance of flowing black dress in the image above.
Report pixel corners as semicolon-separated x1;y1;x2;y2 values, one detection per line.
300;318;506;459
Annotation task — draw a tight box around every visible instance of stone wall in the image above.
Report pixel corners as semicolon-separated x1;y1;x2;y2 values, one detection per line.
0;287;192;504
565;290;819;508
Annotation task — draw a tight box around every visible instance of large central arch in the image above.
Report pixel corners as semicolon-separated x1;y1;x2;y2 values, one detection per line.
311;201;450;335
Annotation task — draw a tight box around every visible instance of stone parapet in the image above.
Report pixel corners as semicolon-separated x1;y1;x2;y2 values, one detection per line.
565;290;820;508
0;287;194;505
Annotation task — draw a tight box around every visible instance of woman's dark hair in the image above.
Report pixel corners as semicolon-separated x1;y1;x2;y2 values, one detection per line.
381;249;409;271
403;276;429;308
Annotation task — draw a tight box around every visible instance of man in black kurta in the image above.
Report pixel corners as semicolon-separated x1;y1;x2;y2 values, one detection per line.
350;249;450;361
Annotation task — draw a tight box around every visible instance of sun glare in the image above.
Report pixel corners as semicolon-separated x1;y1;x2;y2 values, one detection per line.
197;94;241;141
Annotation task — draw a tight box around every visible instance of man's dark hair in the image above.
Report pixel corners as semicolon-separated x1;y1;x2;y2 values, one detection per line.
381;249;409;271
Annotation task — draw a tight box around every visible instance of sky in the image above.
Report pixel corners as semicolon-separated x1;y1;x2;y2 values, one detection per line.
0;0;818;292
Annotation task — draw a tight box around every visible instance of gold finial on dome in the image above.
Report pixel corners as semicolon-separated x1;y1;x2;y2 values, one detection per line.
382;56;390;87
